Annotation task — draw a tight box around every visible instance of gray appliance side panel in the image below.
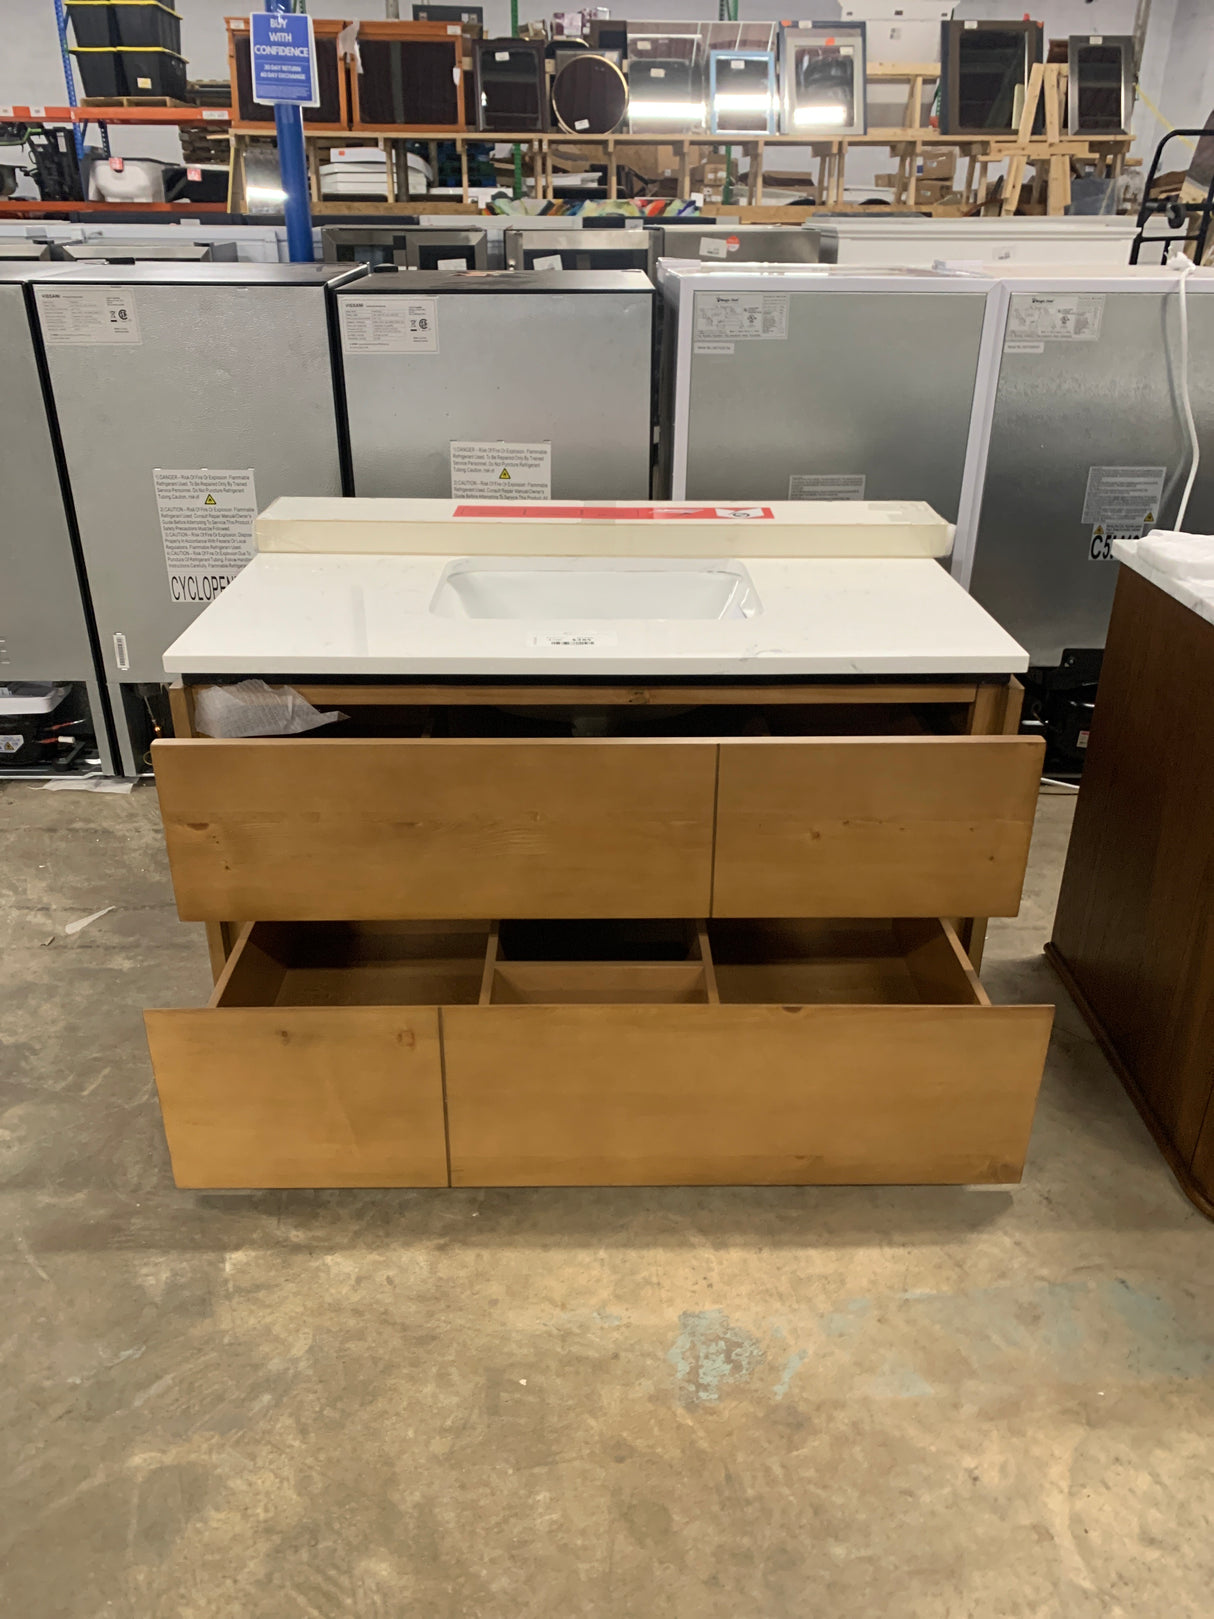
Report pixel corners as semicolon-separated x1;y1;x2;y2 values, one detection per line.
968;292;1214;666
0;285;97;681
343;291;653;499
38;283;343;685
681;289;987;515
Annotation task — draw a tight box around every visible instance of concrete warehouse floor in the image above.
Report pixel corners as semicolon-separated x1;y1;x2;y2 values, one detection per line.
2;781;1213;1619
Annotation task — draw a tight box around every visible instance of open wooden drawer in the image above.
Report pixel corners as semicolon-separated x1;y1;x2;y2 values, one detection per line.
145;916;1053;1189
151;733;1044;922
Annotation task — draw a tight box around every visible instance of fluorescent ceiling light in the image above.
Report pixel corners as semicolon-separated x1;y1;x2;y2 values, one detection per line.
794;104;849;127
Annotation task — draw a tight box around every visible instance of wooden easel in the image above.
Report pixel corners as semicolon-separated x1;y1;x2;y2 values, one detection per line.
1000;61;1072;216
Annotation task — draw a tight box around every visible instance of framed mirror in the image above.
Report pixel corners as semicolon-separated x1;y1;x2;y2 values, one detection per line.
626;24;707;133
709;50;777;137
552;52;628;135
778;22;866;137
1068;35;1134;136
940;19;1043;136
474;38;549;131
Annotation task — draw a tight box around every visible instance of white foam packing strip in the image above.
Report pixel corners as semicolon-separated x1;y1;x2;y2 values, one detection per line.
253;496;957;560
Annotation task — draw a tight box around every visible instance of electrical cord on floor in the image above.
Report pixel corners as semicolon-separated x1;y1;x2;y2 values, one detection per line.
141;690;164;771
1167;249;1201;531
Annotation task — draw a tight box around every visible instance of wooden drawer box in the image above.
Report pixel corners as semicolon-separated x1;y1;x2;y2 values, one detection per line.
145;916;1052;1189
151;734;1044;923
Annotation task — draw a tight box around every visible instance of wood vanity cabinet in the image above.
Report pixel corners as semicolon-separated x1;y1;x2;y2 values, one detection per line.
146;678;1053;1190
1049;565;1214;1219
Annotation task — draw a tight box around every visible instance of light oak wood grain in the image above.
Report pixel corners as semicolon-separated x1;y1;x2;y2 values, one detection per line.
153;737;717;922
443;1001;1053;1186
712;735;1043;918
490;961;709;1004
145;1004;449;1189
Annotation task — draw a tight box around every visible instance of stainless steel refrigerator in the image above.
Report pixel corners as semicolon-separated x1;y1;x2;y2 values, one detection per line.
953;266;1214;667
0;264;116;775
659;264;1001;519
35;262;360;773
336;268;654;501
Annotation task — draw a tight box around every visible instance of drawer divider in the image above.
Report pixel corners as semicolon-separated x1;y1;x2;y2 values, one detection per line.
207;921;257;1008
893;918;991;1008
438;1007;454;1189
707;744;722;919
696;922;721;1005
478;922;501;1008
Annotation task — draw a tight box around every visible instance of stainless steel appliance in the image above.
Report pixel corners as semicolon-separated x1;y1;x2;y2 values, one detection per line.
659;264;1000;516
651;223;827;265
400;227;488;270
0;265;115;774
336;268;653;501
59;241;238;261
324;225;488;271
504;227;652;272
35;263;360;773
954;267;1214;667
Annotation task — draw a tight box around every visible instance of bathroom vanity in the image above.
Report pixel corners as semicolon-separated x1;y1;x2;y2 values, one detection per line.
145;499;1052;1191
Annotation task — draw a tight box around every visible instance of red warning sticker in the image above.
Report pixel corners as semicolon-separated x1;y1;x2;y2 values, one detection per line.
452;504;775;520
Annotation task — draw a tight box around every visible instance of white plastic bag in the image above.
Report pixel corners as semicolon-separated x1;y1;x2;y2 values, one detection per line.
193;679;346;739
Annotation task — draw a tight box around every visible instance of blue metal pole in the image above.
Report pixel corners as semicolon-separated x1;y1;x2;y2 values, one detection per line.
51;0;87;164
266;0;314;261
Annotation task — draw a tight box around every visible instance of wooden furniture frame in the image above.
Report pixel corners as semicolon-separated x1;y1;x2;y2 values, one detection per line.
348;19;468;135
149;673;1051;1191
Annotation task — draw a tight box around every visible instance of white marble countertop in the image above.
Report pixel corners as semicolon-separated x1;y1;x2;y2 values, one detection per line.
1114;532;1214;631
163;552;1028;677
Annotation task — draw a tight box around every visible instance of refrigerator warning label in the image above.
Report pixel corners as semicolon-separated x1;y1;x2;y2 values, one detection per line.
450;441;551;501
1081;465;1166;529
38;286;141;345
339;295;438;353
1007;292;1105;346
789;474;867;500
694;292;789;341
154;468;258;604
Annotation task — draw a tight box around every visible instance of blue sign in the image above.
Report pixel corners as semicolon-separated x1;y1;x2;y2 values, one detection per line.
249;11;319;107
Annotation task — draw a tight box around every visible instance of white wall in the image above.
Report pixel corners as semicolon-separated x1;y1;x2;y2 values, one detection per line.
1;0;1210;173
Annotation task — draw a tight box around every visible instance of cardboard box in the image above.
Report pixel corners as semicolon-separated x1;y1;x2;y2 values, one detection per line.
920;150;957;181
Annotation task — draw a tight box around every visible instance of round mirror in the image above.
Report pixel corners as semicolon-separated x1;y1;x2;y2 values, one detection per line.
552;52;629;136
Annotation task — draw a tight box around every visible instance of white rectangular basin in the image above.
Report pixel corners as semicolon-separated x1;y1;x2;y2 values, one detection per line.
430;557;762;621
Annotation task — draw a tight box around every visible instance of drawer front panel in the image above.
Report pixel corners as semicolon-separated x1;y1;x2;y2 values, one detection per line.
713;736;1044;918
443;1002;1052;1186
153;738;717;921
145;1005;448;1188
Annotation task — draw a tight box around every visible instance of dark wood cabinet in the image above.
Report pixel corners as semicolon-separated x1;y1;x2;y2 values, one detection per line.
1049;563;1214;1218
